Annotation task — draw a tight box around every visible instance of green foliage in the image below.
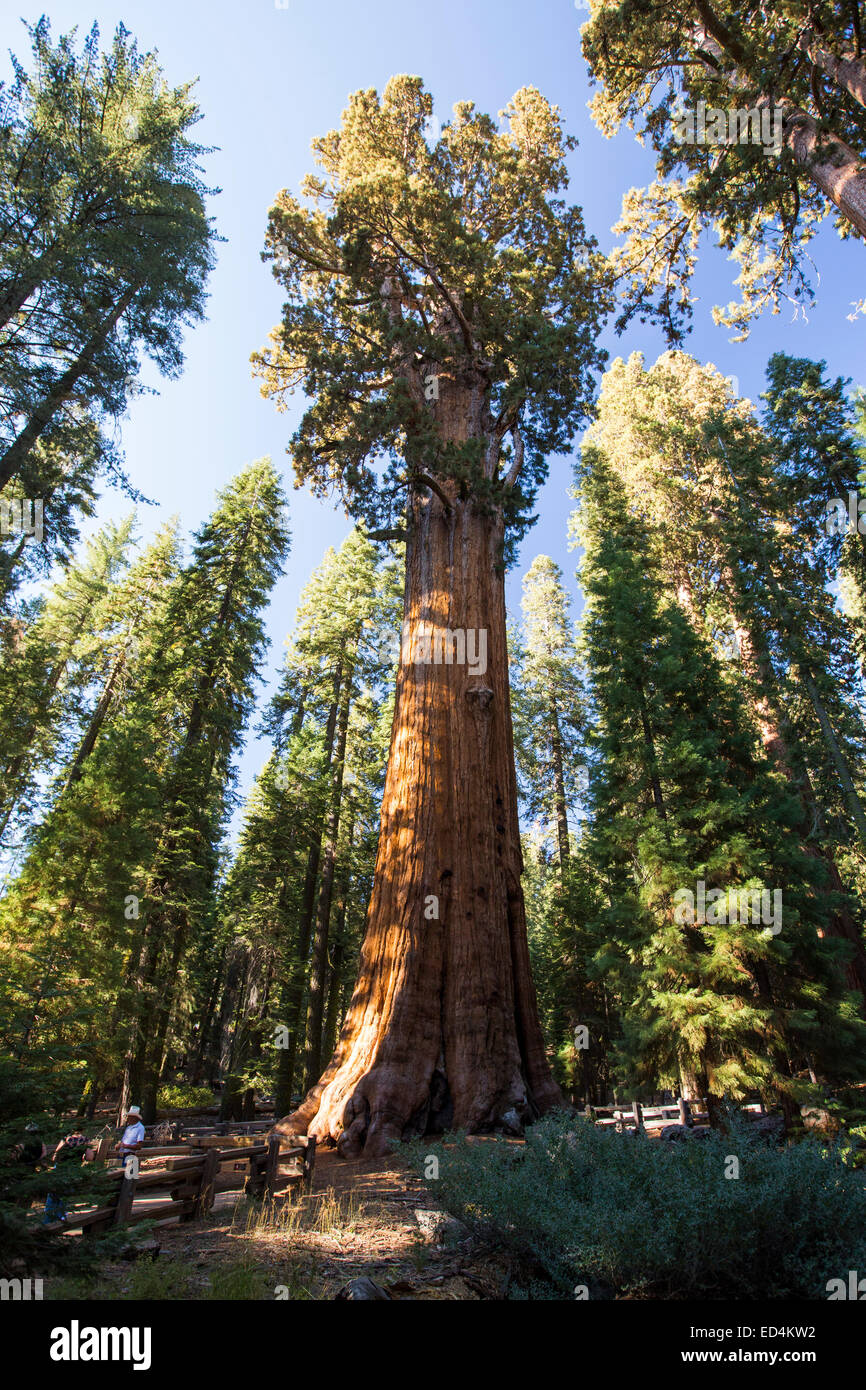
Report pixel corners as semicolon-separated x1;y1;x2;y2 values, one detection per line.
408;1112;866;1299
0;17;217;492
0;460;290;1120
0;1063;127;1277
255;74;609;552
156;1083;214;1110
122;1258;196;1301
217;527;401;1111
572;437;866;1105
511;555;584;858
582;2;866;338
204;1258;271;1300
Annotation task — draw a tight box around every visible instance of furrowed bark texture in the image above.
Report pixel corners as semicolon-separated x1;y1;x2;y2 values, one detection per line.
278;488;561;1157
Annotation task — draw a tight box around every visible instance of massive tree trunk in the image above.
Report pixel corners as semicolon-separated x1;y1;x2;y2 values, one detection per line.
277;487;561;1157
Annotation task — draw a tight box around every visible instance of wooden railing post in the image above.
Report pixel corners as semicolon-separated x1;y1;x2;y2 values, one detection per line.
677;1096;693;1127
113;1161;137;1226
302;1136;316;1191
632;1100;643;1132
265;1133;281;1202
194;1148;220;1217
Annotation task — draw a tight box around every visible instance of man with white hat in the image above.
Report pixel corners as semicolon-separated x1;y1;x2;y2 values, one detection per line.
116;1106;146;1169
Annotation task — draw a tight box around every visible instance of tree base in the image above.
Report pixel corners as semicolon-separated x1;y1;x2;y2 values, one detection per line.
276;1062;563;1157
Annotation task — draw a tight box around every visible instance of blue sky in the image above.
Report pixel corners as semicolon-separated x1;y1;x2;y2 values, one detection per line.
3;0;864;830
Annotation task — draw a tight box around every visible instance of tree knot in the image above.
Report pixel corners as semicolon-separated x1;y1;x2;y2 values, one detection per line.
465;685;493;709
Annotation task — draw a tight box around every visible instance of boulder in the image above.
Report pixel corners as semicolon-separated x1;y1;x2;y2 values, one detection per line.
500;1108;524;1137
745;1114;786;1144
659;1124;693;1141
800;1105;839;1138
414;1209;469;1245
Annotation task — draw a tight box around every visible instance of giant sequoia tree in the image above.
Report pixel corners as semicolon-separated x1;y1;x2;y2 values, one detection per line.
581;1;866;337
255;76;609;1155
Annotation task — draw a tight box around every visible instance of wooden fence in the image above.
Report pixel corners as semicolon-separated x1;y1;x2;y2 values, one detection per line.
586;1099;765;1132
45;1132;315;1238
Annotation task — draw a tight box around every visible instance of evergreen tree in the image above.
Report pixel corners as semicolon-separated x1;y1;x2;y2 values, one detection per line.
581;2;866;339
218;529;400;1116
511;555;584;867
574;447;866;1123
584;349;866;1005
0;19;216;489
0;515;135;856
0;521;184;1103
117;458;290;1121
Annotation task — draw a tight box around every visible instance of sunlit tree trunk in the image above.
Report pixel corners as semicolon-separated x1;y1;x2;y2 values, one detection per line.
279;482;561;1156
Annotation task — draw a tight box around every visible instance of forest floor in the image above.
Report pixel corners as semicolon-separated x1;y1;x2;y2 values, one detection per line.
49;1149;510;1301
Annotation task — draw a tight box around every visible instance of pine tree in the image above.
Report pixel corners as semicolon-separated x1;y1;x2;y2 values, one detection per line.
584;349;866;1006
511;555;584;867
118;459;289;1121
575;446;866;1123
219;529;400;1116
0;515;135;855
0;19;216;489
0;521;183;1103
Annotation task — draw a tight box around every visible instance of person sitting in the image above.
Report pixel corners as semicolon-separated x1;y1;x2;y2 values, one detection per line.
42;1128;89;1224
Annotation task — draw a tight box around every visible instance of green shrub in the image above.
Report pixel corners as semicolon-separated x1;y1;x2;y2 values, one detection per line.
0;1106;125;1278
156;1083;215;1110
405;1111;866;1299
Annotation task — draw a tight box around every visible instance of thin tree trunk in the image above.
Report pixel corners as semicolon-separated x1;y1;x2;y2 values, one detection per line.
549;697;571;868
302;671;352;1091
277;489;561;1157
321;831;352;1069
190;945;227;1084
273;666;343;1114
63;666;121;790
0;659;67;842
0;284;137;489
637;682;667;821
706;572;866;1006
120;522;254;1122
798;665;866;846
0;272;42;334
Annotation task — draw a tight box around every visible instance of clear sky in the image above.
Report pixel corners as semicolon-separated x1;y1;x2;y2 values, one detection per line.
3;0;864;831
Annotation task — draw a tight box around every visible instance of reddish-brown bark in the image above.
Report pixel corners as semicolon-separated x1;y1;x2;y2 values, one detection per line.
278;484;561;1157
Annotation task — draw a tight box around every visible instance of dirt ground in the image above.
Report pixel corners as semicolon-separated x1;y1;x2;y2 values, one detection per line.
67;1148;510;1301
